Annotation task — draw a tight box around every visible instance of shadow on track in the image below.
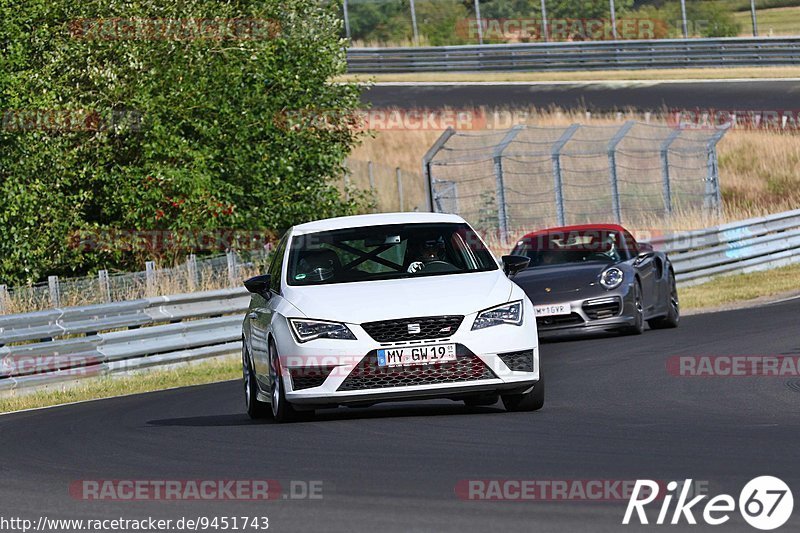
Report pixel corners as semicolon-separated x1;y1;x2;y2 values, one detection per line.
146;402;509;427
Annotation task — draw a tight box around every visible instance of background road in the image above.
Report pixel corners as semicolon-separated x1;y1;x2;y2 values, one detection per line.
362;80;800;112
2;298;799;532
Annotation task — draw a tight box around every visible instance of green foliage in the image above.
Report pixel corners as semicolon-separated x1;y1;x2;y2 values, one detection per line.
0;0;366;285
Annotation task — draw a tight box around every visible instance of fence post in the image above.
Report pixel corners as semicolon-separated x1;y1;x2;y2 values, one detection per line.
145;261;156;296
367;161;375;191
422;127;456;212
493;125;524;244
227;251;238;287
705;126;729;215
343;169;350;202
0;284;8;314
186;254;198;291
608;121;635;224
551;124;580;226
660;129;682;216
395;167;405;212
48;275;61;308
343;0;351;40
98;270;111;303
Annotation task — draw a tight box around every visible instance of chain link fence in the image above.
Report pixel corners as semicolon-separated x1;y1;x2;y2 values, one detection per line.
424;122;728;242
344;158;426;213
0;250;270;315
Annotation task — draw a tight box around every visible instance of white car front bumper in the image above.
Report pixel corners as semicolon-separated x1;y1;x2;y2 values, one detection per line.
271;300;540;406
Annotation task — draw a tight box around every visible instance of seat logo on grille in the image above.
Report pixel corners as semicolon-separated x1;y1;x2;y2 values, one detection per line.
407;323;421;334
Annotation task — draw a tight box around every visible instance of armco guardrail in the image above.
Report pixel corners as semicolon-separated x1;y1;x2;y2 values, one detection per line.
656;208;800;286
347;37;800;72
0;288;248;394
2;209;798;393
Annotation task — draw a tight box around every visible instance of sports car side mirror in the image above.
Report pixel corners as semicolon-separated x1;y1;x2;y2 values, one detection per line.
501;255;530;276
637;242;655;260
244;274;271;299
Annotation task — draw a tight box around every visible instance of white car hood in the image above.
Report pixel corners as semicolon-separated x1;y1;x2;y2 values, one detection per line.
282;270;513;324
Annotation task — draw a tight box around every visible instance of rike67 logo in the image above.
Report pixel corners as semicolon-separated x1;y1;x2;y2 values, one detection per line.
623;476;794;530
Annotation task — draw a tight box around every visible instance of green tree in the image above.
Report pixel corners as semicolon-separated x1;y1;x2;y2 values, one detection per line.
0;0;365;285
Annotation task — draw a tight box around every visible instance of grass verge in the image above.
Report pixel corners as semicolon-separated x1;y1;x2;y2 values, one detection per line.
680;263;800;310
341;66;800;83
0;356;241;415
734;6;800;36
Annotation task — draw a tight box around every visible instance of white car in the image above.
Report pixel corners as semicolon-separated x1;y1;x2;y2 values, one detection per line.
241;212;543;422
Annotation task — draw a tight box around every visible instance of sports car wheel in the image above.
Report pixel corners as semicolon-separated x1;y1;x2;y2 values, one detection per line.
648;271;680;329
268;340;306;423
623;281;645;335
502;374;544;412
243;342;270;419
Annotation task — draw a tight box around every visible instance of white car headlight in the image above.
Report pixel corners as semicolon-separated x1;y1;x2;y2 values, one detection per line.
472;300;523;330
289;319;356;343
600;267;624;290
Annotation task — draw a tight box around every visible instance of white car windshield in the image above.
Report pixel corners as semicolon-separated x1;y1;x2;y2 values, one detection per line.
287;223;497;286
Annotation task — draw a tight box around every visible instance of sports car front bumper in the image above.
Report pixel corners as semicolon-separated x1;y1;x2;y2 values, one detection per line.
534;288;638;338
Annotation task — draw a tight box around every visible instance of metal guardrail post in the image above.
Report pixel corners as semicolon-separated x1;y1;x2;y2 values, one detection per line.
607;121;635;224
145;261;156;296
0;284;8;314
226;251;238;287
493;125;524;244
551;124;580;226
660;129;682;216
98;270;111;303
422;127;456;212
705;126;730;215
48;276;61;308
186;254;198;291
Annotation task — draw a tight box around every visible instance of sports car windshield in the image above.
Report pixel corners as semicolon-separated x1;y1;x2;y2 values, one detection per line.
512;230;633;267
287;223;497;286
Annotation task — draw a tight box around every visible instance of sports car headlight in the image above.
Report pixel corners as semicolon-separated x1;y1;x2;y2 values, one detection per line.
471;300;523;330
289;319;356;343
600;267;624;290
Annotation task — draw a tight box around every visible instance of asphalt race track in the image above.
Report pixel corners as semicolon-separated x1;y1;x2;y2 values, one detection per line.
362;80;800;112
2;298;799;532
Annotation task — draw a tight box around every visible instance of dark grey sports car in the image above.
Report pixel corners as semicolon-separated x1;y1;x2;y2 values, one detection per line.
508;224;679;337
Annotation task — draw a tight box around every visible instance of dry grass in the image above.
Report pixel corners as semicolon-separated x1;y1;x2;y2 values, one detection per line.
350;107;800;230
339;66;800;83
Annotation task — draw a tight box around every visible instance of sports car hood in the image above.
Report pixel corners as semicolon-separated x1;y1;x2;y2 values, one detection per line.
512;263;611;299
282;270;513;324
